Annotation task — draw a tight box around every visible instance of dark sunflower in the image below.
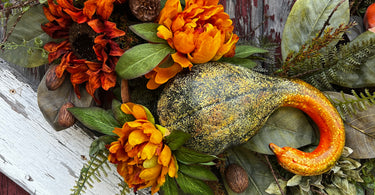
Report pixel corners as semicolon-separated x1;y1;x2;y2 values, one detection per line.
41;0;126;100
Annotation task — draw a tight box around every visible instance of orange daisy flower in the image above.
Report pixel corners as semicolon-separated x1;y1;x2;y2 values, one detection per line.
145;0;239;89
41;0;125;100
108;103;178;194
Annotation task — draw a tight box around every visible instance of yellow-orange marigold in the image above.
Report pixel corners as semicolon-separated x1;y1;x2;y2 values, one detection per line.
145;0;239;89
108;103;177;194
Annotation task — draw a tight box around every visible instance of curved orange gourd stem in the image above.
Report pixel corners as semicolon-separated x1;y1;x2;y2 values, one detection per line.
269;79;345;176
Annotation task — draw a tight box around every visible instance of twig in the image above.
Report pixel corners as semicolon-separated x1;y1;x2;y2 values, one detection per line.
2;10;25;43
311;187;327;195
317;0;346;38
121;79;130;103
264;155;285;195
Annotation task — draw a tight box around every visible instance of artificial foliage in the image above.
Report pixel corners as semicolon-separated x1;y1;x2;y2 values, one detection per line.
3;0;375;194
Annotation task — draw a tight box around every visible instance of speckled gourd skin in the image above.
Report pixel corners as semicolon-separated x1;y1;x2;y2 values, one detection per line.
157;62;345;176
158;62;288;154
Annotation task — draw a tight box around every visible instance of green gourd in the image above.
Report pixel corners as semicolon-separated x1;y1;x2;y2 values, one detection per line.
157;62;345;176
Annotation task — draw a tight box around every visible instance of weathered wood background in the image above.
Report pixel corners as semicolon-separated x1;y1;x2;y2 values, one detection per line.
0;0;295;194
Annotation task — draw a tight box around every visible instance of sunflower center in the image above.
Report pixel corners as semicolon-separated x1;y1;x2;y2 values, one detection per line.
69;23;97;61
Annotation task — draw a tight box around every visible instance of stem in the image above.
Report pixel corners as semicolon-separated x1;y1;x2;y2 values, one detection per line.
264;155;285;195
121;79;130;103
317;0;346;38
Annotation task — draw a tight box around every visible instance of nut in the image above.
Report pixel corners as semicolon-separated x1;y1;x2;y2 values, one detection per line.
58;102;76;128
46;64;66;90
129;0;161;22
225;164;249;193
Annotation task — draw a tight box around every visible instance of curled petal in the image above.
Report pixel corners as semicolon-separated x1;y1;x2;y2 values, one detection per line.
157;25;173;40
101;72;116;90
128;129;149;146
139;164;162;180
168;155;178;178
171;52;192;68
96;0;116;20
173;29;195;54
158;145;172;167
188;27;222;63
154;63;183;84
121;103;148;120
158;0;182;25
141;142;159;160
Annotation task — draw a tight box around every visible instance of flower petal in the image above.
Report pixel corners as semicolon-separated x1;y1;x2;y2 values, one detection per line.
141;142;159;160
171;52;193;68
158;0;182;25
158;145;172;167
173;29;195;54
129;129;149;146
139;164;162;180
154;63;183;84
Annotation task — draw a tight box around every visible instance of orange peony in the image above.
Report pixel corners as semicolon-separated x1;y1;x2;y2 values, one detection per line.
42;0;125;100
145;0;239;89
108;103;178;194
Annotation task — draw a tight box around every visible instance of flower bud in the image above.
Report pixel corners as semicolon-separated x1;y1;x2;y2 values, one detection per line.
58;102;76;128
225;164;249;193
46;64;66;90
129;0;161;22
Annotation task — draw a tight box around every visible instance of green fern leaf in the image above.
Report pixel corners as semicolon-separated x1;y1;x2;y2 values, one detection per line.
71;150;111;195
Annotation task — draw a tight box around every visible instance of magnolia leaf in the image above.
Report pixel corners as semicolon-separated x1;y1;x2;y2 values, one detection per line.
0;5;52;67
244;107;316;155
160;176;179;195
325;91;375;159
175;172;214;195
224;147;275;195
178;164;218;181
334;31;375;88
111;99;135;125
68;107;120;135
281;0;349;61
219;57;257;69
37;69;93;131
89;135;117;158
174;147;217;164
129;23;166;43
116;43;174;79
164;130;191;150
234;45;268;58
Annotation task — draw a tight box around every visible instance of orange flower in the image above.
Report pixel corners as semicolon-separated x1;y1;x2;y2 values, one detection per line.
108;103;178;194
146;0;239;89
41;0;125;100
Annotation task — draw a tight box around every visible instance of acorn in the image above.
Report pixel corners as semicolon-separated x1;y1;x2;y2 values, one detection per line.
46;64;66;91
225;164;249;193
58;102;76;128
129;0;161;22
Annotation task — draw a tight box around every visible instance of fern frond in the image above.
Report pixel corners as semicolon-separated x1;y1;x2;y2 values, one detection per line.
116;181;130;195
292;37;375;90
327;89;375;118
71;149;111;195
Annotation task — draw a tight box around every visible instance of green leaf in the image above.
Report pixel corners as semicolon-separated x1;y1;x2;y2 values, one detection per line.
68;107;120;135
0;5;52;67
234;45;268;58
176;173;214;195
244;107;316;155
129;23;166;43
37;66;93;131
224;147;275;195
281;0;350;61
160;175;179;195
111;99;135;125
142;105;155;124
174;147;217;164
178;164;218;181
219;57;258;69
89;135;117;158
116;43;174;79
164;130;191;150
